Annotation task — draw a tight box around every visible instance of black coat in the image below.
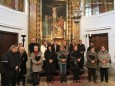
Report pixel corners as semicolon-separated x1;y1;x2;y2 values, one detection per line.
70;50;81;69
69;43;75;53
19;52;28;75
77;44;86;57
51;44;60;54
44;50;55;73
1;51;20;78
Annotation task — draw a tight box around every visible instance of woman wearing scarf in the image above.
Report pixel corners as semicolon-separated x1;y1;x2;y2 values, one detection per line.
30;45;43;86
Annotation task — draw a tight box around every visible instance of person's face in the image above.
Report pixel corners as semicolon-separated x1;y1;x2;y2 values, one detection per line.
79;40;82;44
101;46;106;52
54;41;57;45
34;46;38;52
60;47;64;51
48;46;51;50
90;43;94;47
19;47;25;54
74;46;78;51
12;47;18;53
91;48;95;52
31;38;36;43
63;41;66;45
44;41;47;45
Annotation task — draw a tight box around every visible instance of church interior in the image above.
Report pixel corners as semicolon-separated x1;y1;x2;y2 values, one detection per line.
0;0;115;86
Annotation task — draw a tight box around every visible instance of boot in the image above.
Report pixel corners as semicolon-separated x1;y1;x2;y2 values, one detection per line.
60;74;63;83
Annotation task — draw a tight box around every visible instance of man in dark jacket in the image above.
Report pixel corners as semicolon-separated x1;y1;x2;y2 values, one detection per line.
51;40;60;70
29;38;38;54
77;40;86;69
1;44;19;86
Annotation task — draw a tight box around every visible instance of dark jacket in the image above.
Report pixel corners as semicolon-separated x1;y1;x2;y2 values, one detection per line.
19;51;28;75
1;51;20;78
69;43;75;53
51;44;60;54
70;50;82;69
44;50;55;73
86;51;98;68
29;43;38;54
77;44;86;54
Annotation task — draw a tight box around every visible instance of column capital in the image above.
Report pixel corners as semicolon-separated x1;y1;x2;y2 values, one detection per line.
29;0;38;4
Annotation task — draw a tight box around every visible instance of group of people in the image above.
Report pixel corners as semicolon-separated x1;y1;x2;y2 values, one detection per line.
28;38;86;86
86;43;111;83
1;44;28;86
0;37;111;86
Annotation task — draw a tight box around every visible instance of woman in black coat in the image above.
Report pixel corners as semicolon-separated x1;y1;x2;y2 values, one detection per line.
18;47;28;85
70;45;82;83
44;45;55;83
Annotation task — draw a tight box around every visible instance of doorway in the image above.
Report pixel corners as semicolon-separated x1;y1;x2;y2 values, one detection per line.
89;33;108;52
0;31;18;58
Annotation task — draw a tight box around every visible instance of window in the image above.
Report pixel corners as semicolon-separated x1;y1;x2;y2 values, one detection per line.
85;0;114;16
0;0;24;12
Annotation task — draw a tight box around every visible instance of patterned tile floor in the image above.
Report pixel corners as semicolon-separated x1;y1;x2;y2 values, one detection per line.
17;72;115;86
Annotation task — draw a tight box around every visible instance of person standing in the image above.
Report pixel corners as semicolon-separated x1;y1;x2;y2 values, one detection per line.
1;44;19;86
52;40;60;71
44;45;55;83
29;38;38;54
70;45;81;83
86;47;98;83
87;42;94;52
57;46;68;83
40;41;47;70
18;47;28;86
69;39;76;54
77;40;86;69
29;38;38;72
30;45;43;86
98;46;111;83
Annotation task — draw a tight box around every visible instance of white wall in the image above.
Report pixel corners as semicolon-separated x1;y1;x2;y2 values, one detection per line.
80;10;115;62
0;0;28;52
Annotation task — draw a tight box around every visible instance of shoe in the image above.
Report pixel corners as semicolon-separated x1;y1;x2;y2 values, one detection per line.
106;80;108;83
74;80;77;83
88;80;91;82
77;80;81;82
93;81;97;83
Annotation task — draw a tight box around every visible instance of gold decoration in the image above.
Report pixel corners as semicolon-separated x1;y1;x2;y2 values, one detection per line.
29;0;38;4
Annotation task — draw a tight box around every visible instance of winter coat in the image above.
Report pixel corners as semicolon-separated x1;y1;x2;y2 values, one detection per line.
86;51;98;68
20;51;28;75
1;50;20;78
98;50;111;68
44;50;55;73
57;50;68;64
30;52;43;72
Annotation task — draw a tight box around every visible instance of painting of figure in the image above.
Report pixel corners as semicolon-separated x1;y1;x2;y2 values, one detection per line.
42;0;66;39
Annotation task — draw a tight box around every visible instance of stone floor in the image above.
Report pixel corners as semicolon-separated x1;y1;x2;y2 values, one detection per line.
18;71;115;86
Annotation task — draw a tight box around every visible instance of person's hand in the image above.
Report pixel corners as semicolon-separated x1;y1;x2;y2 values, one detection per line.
49;59;53;63
62;59;66;62
15;66;18;70
102;60;107;63
37;61;41;64
91;60;95;64
77;58;80;62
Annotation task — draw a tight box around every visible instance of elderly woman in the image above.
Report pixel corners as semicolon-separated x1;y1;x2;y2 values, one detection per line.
18;47;28;85
57;45;68;83
98;46;111;83
70;45;81;83
30;45;43;86
86;47;98;83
